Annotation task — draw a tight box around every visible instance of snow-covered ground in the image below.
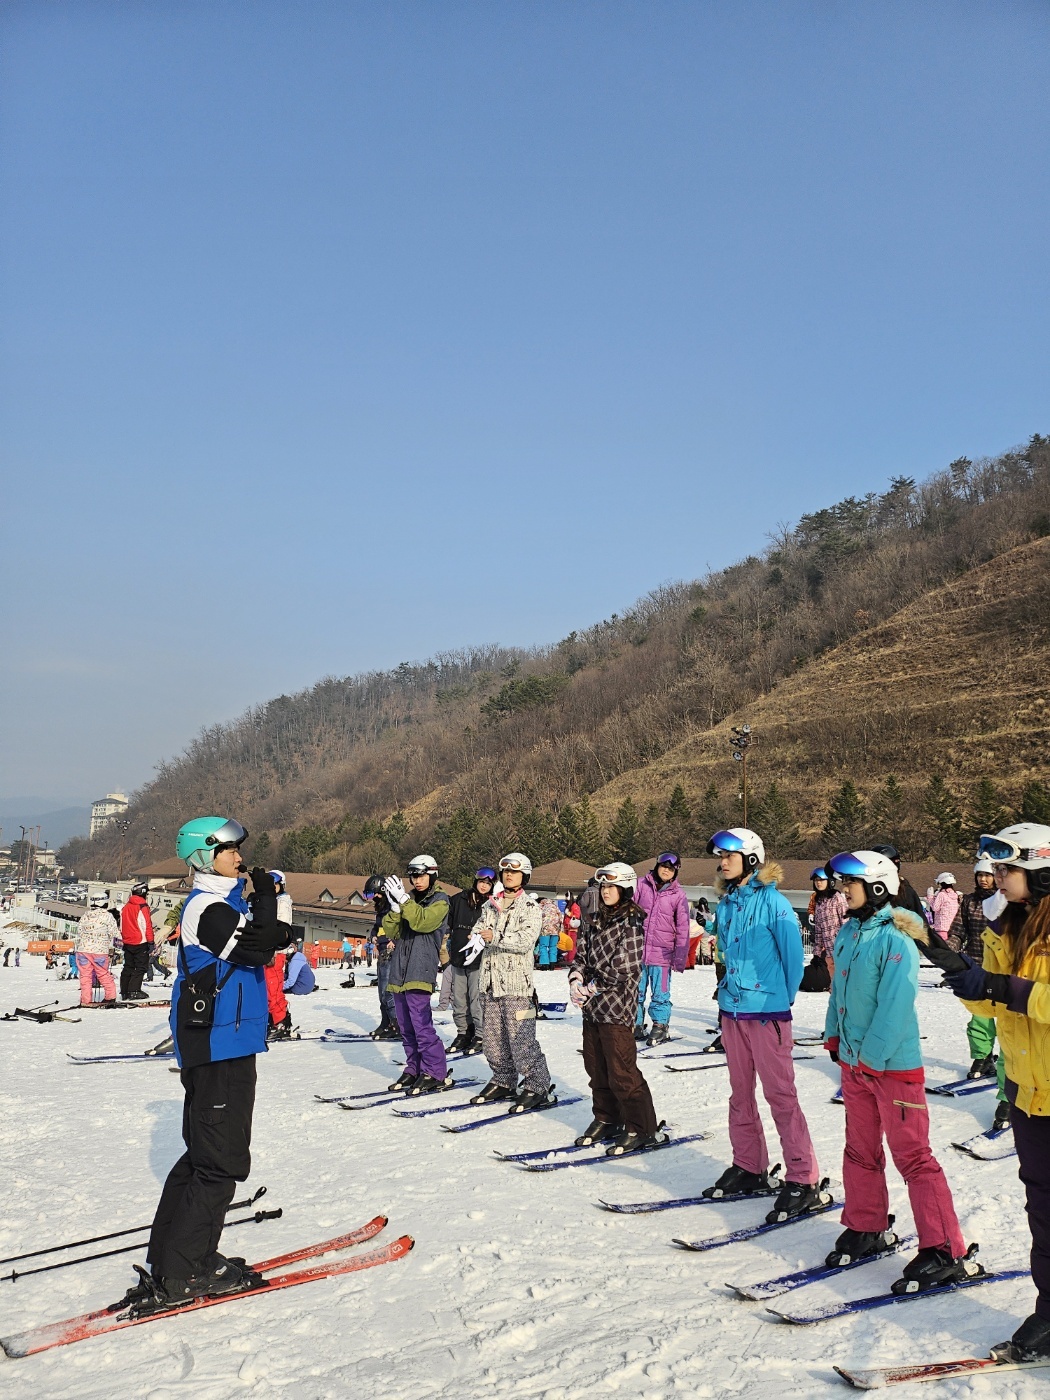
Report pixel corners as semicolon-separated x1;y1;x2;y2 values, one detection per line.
0;937;1047;1399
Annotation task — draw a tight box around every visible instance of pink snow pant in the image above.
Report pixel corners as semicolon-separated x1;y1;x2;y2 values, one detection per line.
840;1064;965;1256
76;952;115;1005
723;1015;818;1184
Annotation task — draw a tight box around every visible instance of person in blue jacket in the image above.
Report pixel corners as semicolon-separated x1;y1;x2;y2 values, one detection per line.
822;849;973;1294
701;828;824;1223
283;940;317;995
125;817;292;1313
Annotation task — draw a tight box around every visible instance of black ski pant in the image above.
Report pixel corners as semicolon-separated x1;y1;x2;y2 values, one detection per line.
120;943;149;999
1011;1104;1050;1320
582;1020;658;1137
148;1055;256;1281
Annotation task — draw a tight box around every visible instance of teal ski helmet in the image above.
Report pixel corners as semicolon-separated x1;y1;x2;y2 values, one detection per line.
176;816;248;872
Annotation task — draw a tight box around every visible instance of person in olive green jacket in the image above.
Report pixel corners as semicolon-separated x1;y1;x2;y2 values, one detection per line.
381;855;449;1095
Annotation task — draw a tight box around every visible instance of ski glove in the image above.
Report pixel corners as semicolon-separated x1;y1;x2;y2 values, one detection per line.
250;868;277;898
944;964;1034;1013
384;876;409;909
461;932;487;965
569;978;597;1008
916;925;969;975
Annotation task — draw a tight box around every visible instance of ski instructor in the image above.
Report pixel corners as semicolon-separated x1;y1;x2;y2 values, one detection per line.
133;816;293;1310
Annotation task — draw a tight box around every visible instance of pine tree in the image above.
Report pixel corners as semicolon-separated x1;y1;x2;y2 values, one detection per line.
557;795;604;866
607;797;644;864
967;779;1009;844
382;811;410;857
922;775;965;859
662;784;695;855
639;803;663;859
696;783;725;841
750;782;801;857
868;775;910;855
1019;781;1050;825
822;781;869;851
512;805;560;866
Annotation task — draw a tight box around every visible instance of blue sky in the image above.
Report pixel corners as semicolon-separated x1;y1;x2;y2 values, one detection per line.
1;0;1047;803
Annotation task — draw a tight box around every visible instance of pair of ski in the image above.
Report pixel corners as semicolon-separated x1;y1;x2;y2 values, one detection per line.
0;1215;412;1358
836;1353;1050;1389
664;1053;816;1075
3;1004;82;1024
490;1130;711;1171
315;1079;480;1111
951;1124;1015;1161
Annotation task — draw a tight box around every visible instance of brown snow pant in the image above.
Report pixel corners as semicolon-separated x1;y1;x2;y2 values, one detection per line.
582;1020;658;1137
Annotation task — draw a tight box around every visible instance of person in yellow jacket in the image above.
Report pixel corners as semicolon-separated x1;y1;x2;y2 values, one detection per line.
913;822;1050;1366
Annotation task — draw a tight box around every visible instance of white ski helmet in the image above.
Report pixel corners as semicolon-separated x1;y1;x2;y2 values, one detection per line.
501;851;534;873
935;872;957;887
978;823;1050;900
973;855;995;876
826;850;901;900
406;854;439;875
706;827;765;869
594;861;637;889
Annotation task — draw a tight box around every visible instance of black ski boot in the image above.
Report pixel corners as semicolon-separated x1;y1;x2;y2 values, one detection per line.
990;1313;1050;1364
461;1029;483;1055
387;1070;416;1093
406;1073;454;1096
448;1031;470;1053
825;1217;899;1267
891;1242;984;1295
574;1117;623;1147
646;1024;671;1047
110;1264;166;1314
606;1124;671;1157
702;1163;782;1199
470;1080;515;1105
765;1178;832;1224
708;1034;724;1053
634;1023;649;1042
993;1100;1011;1132
967;1055;995;1080
156;1258;256;1309
509;1084;556;1114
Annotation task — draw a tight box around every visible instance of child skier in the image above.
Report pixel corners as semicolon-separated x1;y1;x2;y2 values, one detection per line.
633;852;690;1046
569;861;665;1155
381;855;450;1095
822;850;975;1293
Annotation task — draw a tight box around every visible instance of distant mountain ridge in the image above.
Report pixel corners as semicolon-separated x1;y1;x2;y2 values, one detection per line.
0;800;91;850
65;435;1050;878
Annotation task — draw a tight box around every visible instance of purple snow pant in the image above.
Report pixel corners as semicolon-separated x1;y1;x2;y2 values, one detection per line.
393;990;447;1080
723;1014;819;1185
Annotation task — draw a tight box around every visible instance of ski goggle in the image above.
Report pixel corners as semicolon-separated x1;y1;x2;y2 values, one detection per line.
407;864;435;877
708;830;744;855
826;852;871;883
595;868;633;885
655;853;680;868
977;834;1050;864
499;857;529;872
475;867;497;881
206;819;248;849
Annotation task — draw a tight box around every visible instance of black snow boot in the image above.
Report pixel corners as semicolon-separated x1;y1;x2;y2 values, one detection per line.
765;1178;831;1224
387;1070;417;1093
967;1055;995;1080
990;1313;1050;1364
634;1023;649;1042
448;1031;470;1052
993;1100;1011;1132
406;1073;454;1096
825;1217;899;1267
470;1080;515;1105
702;1163;782;1199
891;1242;984;1295
606;1124;671;1157
646;1024;671;1047
509;1084;556;1114
574;1117;623;1147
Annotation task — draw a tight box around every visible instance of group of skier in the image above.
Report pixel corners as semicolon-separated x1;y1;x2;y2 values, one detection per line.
88;806;1050;1372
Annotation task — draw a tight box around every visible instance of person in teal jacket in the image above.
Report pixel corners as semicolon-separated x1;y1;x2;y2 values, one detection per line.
822;850;972;1294
702;828;823;1224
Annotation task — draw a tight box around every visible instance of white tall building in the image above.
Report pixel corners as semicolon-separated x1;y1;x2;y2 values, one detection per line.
90;792;128;839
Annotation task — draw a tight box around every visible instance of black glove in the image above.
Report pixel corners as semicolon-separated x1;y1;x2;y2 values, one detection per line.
828;1047;839;1064
917;924;968;975
250;868;277;898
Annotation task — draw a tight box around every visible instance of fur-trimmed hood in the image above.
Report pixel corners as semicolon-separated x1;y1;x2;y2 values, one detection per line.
892;907;931;944
714;861;783;894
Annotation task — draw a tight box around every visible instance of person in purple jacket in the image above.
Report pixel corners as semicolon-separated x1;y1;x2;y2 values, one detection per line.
633;852;691;1046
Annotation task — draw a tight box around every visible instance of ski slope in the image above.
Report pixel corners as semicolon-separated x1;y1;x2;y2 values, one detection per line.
0;933;1044;1399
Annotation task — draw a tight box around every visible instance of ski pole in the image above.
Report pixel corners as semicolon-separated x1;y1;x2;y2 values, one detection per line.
0;1187;268;1266
2;1209;283;1283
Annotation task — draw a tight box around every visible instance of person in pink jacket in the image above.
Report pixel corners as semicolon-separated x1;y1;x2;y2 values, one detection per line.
926;873;961;949
633;852;690;1046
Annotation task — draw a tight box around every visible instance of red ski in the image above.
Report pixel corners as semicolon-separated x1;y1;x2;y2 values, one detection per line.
2;1216;404;1359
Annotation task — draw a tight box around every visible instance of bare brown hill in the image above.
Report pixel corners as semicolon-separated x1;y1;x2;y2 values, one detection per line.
590;533;1050;840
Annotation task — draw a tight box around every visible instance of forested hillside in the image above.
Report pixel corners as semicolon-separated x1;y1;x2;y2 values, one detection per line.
64;436;1050;884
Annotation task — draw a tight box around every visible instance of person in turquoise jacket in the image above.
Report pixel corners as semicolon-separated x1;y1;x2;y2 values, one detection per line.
822;849;972;1294
701;828;823;1224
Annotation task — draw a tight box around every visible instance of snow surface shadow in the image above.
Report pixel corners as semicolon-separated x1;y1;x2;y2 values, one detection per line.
145;1096;185;1182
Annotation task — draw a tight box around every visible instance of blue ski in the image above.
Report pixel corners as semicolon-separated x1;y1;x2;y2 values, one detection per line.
315;1087;406;1103
597;1184;784;1214
520;1131;711;1172
666;1054;814;1074
440;1094;584;1133
68;1052;174;1064
728;1234;916;1300
392;1092;490;1119
539;1002;567;1013
673;1188;836;1252
337;1079;478;1111
768;1267;1029;1324
494;1141;594;1164
952;1126;1015;1161
928;1077;996;1098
